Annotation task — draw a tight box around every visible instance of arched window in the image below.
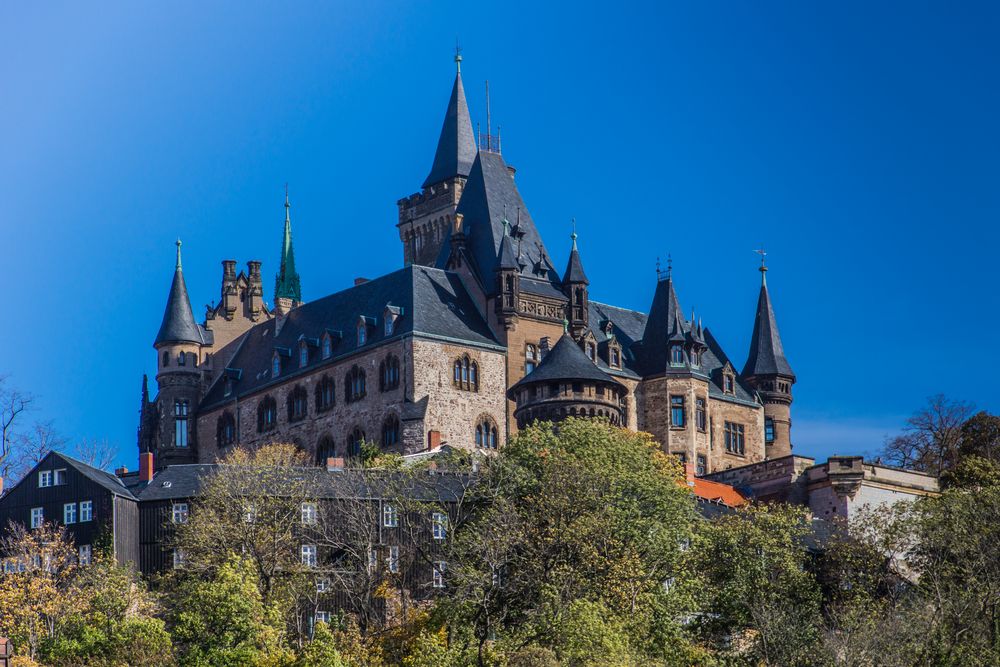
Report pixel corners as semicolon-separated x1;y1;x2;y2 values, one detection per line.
162;351;170;367
257;396;277;432
287;385;308;422
217;411;236;448
453;359;461;385
347;427;365;458
382;415;400;448
380;355;400;392
469;362;478;389
299;342;309;368
178;352;186;366
345;366;366;403
321;334;333;360
316;435;335;466
357;323;367;346
475;416;499;450
272;353;281;378
452;355;478;391
525;345;538;374
315;375;335;412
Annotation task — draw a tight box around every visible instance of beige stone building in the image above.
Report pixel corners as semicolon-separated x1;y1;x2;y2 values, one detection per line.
138;56;798;476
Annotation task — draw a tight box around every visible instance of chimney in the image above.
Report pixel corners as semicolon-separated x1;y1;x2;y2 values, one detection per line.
115;466;129;478
326;457;345;472
140;452;154;482
684;463;696;487
354;277;370;287
246;261;263;316
427;430;442;451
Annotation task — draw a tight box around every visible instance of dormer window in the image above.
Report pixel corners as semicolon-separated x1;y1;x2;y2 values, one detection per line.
586;343;596;361
611;348;621;368
357;323;367;346
670;345;685;366
724;374;735;394
224;378;232;397
272;353;281;378
299;341;309;368
691;350;701;367
321;334;332;359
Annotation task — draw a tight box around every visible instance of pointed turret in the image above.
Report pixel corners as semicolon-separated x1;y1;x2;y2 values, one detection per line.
422;53;477;189
741;257;795;457
495;213;520;329
562;223;590;337
562;225;589;285
154;240;203;346
637;259;689;373
274;186;302;314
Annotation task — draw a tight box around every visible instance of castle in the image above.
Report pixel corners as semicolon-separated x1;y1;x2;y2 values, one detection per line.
137;54;797;477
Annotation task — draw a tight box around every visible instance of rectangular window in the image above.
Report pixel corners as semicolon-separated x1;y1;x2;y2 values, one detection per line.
316;611;331;625
79;544;92;566
316;577;329;593
368;547;378;574
38;470;52;487
173;548;186;569
696;398;706;432
172;503;189;524
765;417;775;444
724;422;746;455
670;345;685;366
174;400;189;447
63;503;77;524
670;396;685;427
54;469;67;485
432;512;447;540
301;502;317;525
30;507;43;529
724;375;734;394
383;504;398;528
697;455;707;476
79;500;93;522
301;544;317;567
387;545;399;573
433;561;446;589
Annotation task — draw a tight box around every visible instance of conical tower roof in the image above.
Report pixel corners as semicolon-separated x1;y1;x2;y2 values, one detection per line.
511;334;622;391
422;60;477;188
562;228;589;284
154;240;203;346
274;187;302;302
742;269;794;379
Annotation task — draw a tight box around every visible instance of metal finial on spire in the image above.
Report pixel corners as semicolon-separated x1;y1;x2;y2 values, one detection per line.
563;317;569;334
454;40;462;73
754;247;768;285
502;203;510;235
667;253;673;280
656;256;661;279
175;238;182;270
570;218;578;250
284;183;290;220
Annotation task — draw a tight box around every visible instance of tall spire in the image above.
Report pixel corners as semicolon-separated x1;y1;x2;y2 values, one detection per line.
154;239;203;346
742;262;794;379
274;185;302;304
423;55;477;188
562;219;588;285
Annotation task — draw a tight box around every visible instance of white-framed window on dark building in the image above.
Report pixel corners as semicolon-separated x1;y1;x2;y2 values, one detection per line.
172;503;189;524
316;577;329;593
724;422;745;455
383;503;398;528
432;512;447;540
63;503;77;524
696;398;707;432
301;502;317;525
315;610;331;625
38;470;52;488
670;345;684;366
79;500;93;522
301;544;318;568
387;545;399;573
54;469;67;485
367;548;378;574
433;561;446;588
31;507;43;529
670;396;685;428
174;400;189;447
765;417;775;444
78;544;92;566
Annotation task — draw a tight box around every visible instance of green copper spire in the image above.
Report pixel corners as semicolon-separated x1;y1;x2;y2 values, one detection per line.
274;185;302;303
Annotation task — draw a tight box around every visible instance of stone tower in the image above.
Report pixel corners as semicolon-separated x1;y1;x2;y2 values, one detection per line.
150;240;203;467
397;53;477;267
273;187;302;317
741;259;795;458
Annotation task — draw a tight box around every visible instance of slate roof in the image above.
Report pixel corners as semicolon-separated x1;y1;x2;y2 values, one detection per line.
423;71;477;188
51;452;138;499
633;277;686;375
154;244;204;346
138;463;474;504
511;334;623;392
742;277;795;379
201;265;500;409
445;151;561;293
562;237;589;284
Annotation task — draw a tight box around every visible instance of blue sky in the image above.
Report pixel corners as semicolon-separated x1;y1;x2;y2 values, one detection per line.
1;1;998;469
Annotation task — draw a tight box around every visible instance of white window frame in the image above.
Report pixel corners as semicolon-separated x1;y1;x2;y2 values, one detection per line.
53;469;67;485
432;561;446;588
79;500;93;522
63;503;77;524
316;577;329;593
38;470;52;488
367;547;378;574
387;545;399;573
301;502;317;525
432;512;447;540
382;503;398;528
301;544;317;568
30;507;43;528
78;544;92;565
315;610;331;625
172;503;189;524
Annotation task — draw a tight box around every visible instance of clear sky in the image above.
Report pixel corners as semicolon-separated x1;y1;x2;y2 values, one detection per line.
1;1;998;469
